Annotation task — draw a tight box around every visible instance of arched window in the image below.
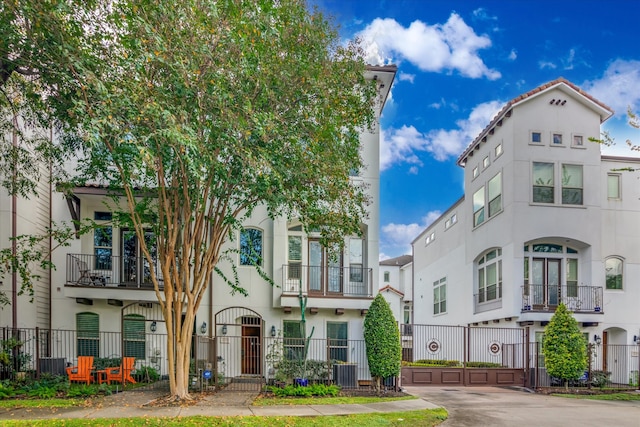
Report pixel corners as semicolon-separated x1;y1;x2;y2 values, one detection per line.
240;228;263;266
76;312;99;357
605;257;623;290
477;249;502;303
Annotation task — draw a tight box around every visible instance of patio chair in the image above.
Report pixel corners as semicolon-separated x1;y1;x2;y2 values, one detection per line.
98;357;137;385
66;356;94;384
73;256;106;286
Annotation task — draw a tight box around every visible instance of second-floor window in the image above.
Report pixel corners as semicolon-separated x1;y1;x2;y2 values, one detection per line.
607;174;621;199
488;172;502;217
473;186;485;227
240;228;263;266
433;277;446;315
533;162;554;203
605;257;623;290
477;249;502;303
561;164;583;205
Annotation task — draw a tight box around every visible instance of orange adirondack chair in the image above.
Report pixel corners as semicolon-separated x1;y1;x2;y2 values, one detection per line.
66;356;94;384
98;357;137;385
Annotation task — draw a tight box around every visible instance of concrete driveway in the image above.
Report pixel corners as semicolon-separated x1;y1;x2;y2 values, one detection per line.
404;386;640;427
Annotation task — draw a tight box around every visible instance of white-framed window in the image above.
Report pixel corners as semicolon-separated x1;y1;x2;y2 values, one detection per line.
94;212;113;271
566;258;578;298
477;249;502;303
605;257;623;290
425;232;435;245
76;312;99;357
572;134;584;147
383;271;390;283
240;228;263;266
444;213;458;229
433;277;446;315
531;131;542;144
473;186;485;227
283;320;304;360
327;322;348;362
349;237;364;282
607;174;621;200
473;165;479;179
532;162;554;203
288;235;302;280
552;132;563;145
561;164;583;205
483;156;490;169
495;143;503;158
488;172;502;217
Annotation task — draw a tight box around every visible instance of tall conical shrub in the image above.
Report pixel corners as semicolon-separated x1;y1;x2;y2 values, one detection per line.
364;294;401;392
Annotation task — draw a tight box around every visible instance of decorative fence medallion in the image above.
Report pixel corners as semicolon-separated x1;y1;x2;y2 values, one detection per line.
427;339;441;355
488;341;502;355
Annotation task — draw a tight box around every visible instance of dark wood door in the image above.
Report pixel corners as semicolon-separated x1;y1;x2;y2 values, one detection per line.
242;326;261;375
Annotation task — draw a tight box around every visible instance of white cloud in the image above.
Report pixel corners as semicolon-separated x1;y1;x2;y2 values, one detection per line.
380;211;442;257
398;72;415;83
380;100;503;170
508;49;517;61
582;59;640;114
356;13;500;80
538;61;557;70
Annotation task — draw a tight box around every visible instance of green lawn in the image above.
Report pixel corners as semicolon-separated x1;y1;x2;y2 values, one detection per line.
253;395;417;406
2;409;448;426
553;392;640;401
0;398;86;409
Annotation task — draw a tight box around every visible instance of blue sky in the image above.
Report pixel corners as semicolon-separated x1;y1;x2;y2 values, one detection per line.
313;0;640;259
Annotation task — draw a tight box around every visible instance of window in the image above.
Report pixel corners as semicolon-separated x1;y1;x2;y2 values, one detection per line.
483;156;490;168
76;312;99;357
349;238;363;282
94;226;112;270
383;271;390;282
605;257;623;290
240;228;263;266
123;314;146;359
552;133;563;145
425;232;435;245
433;277;446;315
327;322;348;362
607;174;621;199
561;164;583;205
445;213;458;229
283;320;304;360
531;132;542;143
572;135;584;147
472;166;479;178
488;172;502;217
477;249;502;303
495;143;503;157
533;162;554;203
473;186;485;226
288;236;302;280
566;259;578;298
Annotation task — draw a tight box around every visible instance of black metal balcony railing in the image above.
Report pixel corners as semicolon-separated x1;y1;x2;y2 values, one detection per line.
66;254;164;289
521;284;603;313
282;264;373;298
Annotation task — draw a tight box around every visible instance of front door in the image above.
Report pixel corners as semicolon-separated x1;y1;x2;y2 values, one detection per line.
241;325;261;375
532;258;561;307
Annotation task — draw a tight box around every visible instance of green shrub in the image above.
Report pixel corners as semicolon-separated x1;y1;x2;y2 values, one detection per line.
27;386;57;399
93;357;121;371
466;362;504;368
276;359;329;382
407;360;461;367
66;384;97;398
364;294;401;390
133;365;160;383
591;370;611;388
267;383;339;397
0;382;15;399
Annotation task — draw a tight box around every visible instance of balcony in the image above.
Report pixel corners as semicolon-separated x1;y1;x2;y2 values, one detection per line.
521;284;603;313
65;253;164;289
281;264;373;298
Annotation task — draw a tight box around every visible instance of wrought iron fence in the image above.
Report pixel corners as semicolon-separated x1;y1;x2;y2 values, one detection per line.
530;341;640;389
281;264;373;297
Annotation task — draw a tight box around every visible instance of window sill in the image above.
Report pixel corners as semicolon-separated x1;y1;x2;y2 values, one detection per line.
529;202;586;209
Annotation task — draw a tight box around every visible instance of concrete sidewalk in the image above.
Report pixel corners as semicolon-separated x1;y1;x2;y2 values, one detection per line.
0;389;441;421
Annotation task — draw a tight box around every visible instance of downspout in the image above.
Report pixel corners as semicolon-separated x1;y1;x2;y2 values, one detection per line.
48;126;53;330
11;115;18;329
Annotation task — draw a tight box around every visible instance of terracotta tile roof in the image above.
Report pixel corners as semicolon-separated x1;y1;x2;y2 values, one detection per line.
379;285;404;297
457;77;614;166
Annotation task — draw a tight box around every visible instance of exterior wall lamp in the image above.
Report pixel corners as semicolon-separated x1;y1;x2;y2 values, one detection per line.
271;325;276;337
221;324;227;335
150;321;157;333
200;322;207;334
593;334;601;346
634;335;639;344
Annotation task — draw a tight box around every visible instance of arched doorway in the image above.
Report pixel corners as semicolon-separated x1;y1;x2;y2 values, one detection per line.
120;301;166;378
215;307;264;377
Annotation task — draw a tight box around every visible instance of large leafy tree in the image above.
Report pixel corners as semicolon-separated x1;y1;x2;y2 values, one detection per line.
542;303;587;389
55;0;378;400
364;294;401;393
